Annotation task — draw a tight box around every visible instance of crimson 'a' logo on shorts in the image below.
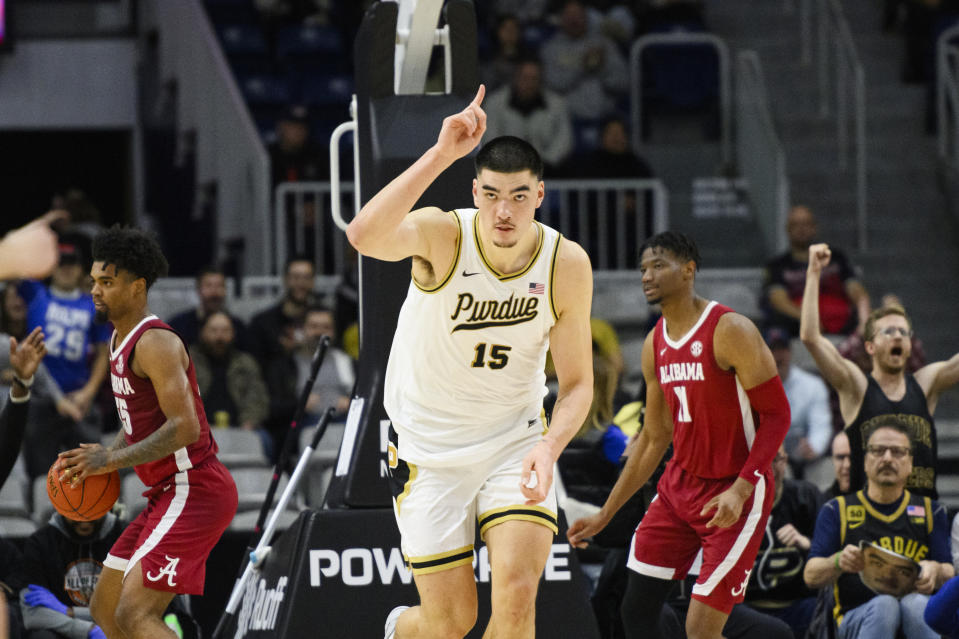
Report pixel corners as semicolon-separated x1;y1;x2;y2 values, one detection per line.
146;555;180;588
730;568;752;597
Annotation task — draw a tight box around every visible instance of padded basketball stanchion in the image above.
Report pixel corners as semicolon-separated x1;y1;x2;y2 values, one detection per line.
252;335;330;543
212;406;336;639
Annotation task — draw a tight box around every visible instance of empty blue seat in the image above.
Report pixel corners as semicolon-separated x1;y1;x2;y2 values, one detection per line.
276;24;344;60
204;0;260;25
298;72;353;108
216;23;268;57
236;72;293;106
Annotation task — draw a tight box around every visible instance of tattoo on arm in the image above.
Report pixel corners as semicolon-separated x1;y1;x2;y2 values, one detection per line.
107;430;128;452
109;419;182;469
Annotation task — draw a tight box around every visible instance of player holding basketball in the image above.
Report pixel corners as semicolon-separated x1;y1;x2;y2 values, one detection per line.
568;232;791;639
54;227;237;639
346;85;594;639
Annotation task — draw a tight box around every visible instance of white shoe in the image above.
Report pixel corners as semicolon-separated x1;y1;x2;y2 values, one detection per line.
384;605;410;639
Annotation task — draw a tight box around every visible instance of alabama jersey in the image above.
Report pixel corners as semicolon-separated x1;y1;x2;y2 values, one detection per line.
653;301;756;479
384;208;561;466
109;315;218;486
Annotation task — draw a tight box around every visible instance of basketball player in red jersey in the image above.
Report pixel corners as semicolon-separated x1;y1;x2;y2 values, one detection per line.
568;232;791;639
54;226;237;639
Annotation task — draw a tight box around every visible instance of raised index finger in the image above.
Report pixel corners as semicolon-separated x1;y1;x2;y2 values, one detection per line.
471;84;486;108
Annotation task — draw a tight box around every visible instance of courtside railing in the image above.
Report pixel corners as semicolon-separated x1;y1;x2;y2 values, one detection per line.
815;0;868;251
937;23;959;166
273;178;669;275
736;51;790;255
146;0;272;273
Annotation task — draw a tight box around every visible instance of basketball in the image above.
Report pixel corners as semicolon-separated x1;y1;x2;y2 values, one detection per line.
46;463;120;522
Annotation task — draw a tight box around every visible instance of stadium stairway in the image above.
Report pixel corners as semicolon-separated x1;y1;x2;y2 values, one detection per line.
707;0;959;421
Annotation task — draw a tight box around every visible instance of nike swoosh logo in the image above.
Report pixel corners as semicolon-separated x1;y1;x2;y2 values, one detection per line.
528;419;537;428
660;348;667;356
462;270;481;277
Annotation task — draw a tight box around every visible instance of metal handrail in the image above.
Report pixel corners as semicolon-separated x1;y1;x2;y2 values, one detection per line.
628;32;732;165
736;50;790;254
815;0;868;251
272;178;669;274
937;24;959;164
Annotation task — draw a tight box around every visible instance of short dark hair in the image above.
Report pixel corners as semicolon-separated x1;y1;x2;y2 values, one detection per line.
195;265;225;284
199;309;233;332
284;255;314;276
475;136;544;181
91;225;169;289
638;231;701;270
865;417;913;447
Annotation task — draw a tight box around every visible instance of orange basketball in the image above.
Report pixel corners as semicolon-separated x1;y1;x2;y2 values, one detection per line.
46;463;120;522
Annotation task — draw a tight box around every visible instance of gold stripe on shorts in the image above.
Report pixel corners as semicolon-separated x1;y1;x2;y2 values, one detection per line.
407;545;474;575
395;462;418;514
478;505;558;539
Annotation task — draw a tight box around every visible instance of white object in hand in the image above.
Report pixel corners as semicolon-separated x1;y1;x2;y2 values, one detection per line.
525;471;538;490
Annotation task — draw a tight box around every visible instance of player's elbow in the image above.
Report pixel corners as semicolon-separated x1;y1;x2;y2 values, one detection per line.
345;217;376;255
177;419;201;446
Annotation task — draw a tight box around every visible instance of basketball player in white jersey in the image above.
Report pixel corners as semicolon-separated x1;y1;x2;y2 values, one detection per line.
346;85;594;639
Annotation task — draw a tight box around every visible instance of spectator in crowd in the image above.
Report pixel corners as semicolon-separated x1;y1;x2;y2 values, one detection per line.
1;535;22;639
2;285;28;341
839;293;927;375
745;446;824;639
804;418;953;638
480;14;530;92
761;205;871;338
822;430;852;500
168;266;246;349
247;256;317;367
567;116;654;180
18;240;110;480
190;311;272;456
0;328;48;493
925;573;959;637
268;105;325;189
540;0;629;120
765;327;834;484
801;243;959;499
484;57;575;174
299;305;353;421
12;512;124;639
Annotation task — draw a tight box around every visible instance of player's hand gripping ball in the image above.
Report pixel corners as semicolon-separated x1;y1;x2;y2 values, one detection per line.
47;461;119;521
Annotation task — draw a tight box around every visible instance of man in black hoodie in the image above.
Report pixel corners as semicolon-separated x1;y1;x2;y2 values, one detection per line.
12;512;124;639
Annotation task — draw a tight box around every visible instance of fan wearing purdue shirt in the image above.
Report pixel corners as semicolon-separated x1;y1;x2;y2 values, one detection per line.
568;231;792;639
346;85;594;639
800;243;959;498
54;226;238;639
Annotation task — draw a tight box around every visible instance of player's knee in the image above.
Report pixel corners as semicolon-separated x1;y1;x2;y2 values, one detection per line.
89;590;113;628
422;603;477;639
114;599;148;637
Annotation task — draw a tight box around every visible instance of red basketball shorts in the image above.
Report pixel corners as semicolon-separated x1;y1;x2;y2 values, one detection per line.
104;458;237;594
627;461;773;614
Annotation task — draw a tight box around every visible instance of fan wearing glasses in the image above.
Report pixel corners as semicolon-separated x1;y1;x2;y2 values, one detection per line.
804;418;954;639
800;243;959;498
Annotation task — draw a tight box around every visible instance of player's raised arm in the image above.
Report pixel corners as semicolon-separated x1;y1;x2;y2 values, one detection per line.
799;243;866;404
346;85;487;263
568;331;674;547
521;239;593;504
916;351;959;415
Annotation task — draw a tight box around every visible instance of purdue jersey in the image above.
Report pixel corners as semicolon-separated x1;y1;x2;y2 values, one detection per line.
832;490;935;625
384;208;561;466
